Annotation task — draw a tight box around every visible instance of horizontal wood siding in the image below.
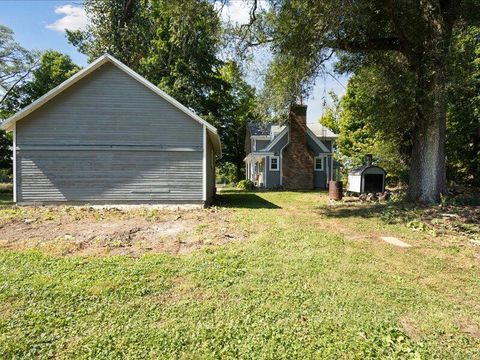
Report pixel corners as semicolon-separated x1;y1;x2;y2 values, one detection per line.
265;156;281;187
17;150;202;202
255;139;270;150
15;63;204;203
16;63;202;147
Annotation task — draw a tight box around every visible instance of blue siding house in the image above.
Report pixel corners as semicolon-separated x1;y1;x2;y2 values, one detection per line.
244;104;339;189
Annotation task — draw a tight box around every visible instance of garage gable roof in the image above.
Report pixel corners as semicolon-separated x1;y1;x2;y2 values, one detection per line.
0;54;221;155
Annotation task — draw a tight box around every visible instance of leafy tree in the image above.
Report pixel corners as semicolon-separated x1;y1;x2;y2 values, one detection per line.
0;131;12;173
16;51;80;110
446;26;480;186
0;25;38;107
213;61;257;181
144;0;224;115
321;58;415;184
250;0;479;203
67;0;152;69
318;91;340;134
322;25;479;188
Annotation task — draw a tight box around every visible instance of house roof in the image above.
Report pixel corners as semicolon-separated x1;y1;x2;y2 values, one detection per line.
307;123;338;139
250;122;338;139
0;53;221;155
349;165;386;175
247;122;271;136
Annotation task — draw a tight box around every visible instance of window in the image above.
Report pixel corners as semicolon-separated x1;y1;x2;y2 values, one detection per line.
269;156;279;171
314;156;324;171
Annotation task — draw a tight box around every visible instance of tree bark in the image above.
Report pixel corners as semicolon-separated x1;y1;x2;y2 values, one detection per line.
407;57;449;203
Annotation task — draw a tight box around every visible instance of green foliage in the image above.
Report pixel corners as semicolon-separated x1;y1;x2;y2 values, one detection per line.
16;51;80;109
253;0;480;202
143;0;223;116
328;26;480;187
332;63;413;184
446;26;480;186
66;0;152;68
213;61;257;181
0;24;37;174
236;179;255;191
216;162;237;185
318;91;341;134
0;24;37;106
0;131;12;173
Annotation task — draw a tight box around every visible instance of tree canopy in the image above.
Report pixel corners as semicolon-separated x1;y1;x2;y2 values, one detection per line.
247;0;480;203
319;24;480;188
0;25;37;107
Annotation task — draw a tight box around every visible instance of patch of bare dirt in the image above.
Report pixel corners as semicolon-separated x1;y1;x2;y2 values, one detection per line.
400;316;423;341
458;320;480;339
0;207;246;256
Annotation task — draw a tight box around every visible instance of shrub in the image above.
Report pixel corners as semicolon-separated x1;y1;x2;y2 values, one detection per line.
0;169;12;183
237;180;255;191
0;183;13;193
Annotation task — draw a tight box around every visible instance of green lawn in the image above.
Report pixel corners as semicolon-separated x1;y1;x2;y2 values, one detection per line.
0;190;479;358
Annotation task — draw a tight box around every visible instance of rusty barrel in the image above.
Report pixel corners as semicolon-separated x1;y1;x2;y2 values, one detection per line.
329;181;343;201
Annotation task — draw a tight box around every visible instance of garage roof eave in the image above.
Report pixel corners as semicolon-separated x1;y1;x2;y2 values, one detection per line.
207;129;222;157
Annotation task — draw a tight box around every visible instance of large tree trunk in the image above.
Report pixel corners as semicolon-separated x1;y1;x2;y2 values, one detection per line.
407;56;449;203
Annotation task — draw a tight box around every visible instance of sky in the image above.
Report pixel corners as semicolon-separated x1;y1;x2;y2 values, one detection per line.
0;0;349;123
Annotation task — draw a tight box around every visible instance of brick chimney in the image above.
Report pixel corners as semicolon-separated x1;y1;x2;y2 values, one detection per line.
282;104;314;189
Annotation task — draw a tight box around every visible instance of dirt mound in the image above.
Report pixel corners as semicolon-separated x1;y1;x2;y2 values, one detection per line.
0;207;245;256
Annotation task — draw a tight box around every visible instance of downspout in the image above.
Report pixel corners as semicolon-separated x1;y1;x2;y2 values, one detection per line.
202;125;206;202
13;123;17;203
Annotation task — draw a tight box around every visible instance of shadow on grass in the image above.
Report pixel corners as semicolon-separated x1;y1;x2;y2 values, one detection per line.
215;192;281;209
0;192;13;206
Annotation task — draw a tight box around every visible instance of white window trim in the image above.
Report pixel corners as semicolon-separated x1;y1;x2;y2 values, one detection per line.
269;156;279;171
314;156;325;172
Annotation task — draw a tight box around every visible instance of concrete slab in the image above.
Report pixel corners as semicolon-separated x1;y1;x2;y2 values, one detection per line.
380;236;411;248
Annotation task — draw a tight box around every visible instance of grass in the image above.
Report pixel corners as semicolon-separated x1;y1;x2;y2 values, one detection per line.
0;190;479;359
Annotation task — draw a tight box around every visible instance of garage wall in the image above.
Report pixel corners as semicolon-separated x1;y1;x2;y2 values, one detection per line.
17;150;203;203
205;134;216;204
15;62;205;204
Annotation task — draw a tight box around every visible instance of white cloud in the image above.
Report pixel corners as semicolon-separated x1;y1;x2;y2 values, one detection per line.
46;5;88;33
214;1;268;25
